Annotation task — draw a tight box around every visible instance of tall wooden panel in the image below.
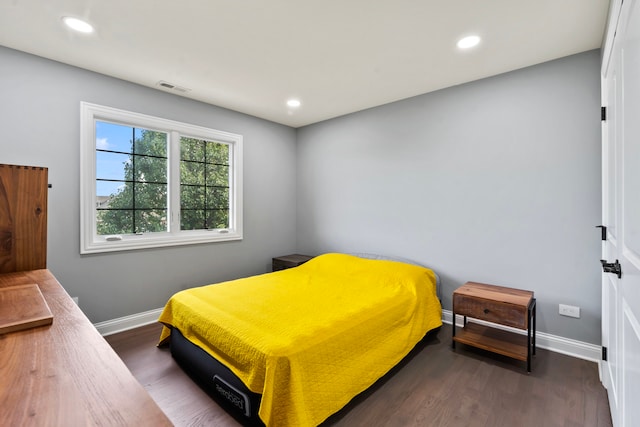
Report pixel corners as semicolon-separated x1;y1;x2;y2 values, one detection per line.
0;164;48;273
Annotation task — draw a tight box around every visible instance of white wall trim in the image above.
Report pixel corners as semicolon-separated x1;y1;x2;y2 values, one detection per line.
443;309;602;364
97;307;602;366
95;307;164;336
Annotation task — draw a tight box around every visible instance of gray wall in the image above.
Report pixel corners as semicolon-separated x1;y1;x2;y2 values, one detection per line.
296;50;602;344
0;46;298;323
1;45;603;345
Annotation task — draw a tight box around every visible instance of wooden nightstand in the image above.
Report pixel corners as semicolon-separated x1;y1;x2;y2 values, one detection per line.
452;282;536;372
272;254;313;272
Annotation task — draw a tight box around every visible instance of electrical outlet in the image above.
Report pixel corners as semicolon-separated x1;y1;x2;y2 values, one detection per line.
559;304;580;318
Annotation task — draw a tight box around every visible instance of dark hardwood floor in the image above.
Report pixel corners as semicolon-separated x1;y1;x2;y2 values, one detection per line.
105;323;612;427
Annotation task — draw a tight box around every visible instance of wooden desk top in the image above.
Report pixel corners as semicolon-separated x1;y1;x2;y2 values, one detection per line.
0;269;172;426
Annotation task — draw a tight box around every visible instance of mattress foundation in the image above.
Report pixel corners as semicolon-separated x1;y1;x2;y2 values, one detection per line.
171;327;264;426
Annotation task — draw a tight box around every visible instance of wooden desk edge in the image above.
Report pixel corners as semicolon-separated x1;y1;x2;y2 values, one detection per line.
0;269;172;426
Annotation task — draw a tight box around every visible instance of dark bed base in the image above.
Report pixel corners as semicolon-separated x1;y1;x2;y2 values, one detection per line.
170;325;442;426
170;327;265;426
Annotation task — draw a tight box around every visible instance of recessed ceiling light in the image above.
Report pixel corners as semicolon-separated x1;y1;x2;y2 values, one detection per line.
62;17;95;34
286;99;301;108
457;35;480;49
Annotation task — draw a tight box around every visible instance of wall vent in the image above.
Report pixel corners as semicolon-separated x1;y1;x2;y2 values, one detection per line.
156;80;191;93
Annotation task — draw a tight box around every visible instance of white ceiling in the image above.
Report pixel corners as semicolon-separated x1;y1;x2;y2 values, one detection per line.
0;0;610;128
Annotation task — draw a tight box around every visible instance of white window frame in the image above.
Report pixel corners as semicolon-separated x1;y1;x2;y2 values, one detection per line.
80;102;243;254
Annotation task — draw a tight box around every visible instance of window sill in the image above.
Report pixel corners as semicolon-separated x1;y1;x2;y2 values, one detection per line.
80;230;242;254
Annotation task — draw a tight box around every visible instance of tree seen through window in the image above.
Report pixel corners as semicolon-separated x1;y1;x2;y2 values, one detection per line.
96;122;230;235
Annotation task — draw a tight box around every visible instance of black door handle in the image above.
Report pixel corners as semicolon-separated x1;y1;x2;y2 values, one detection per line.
600;259;622;278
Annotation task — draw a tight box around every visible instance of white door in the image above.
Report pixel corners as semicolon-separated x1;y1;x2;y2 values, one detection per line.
601;1;640;426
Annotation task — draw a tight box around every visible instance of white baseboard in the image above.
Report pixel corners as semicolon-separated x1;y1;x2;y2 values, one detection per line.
96;307;602;365
442;309;602;364
95;307;164;336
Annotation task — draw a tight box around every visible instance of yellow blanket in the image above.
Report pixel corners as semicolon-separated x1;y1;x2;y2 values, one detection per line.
158;253;442;426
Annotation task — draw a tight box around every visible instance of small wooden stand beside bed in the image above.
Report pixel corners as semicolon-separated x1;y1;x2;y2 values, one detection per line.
158;253;443;426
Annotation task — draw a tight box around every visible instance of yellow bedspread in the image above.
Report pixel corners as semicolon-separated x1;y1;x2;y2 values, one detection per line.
158;253;442;426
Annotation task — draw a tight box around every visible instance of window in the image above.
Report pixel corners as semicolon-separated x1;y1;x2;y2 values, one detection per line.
95;122;169;235
179;137;231;231
81;102;242;253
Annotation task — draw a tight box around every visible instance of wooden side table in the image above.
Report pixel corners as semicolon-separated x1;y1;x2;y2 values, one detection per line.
272;254;313;271
452;282;536;372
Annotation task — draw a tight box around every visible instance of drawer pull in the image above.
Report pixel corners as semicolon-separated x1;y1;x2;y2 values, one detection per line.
483;308;490;314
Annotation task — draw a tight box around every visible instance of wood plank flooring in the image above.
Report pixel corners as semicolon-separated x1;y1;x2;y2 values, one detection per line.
105;323;612;427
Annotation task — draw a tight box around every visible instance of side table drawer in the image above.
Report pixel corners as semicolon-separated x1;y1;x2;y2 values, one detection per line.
454;294;528;329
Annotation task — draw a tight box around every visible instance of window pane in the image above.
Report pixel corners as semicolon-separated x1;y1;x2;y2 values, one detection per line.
206;141;229;165
207;209;229;229
134;209;167;233
97;209;133;235
133;129;167;157
181;209;205;230
132;155;167;184
135;183;167;209
96;121;133;153
95;121;168;236
96;151;129;182
98;183;133;209
181;185;204;209
181;137;205;162
206;164;229;187
207;187;229;209
181;160;204;185
179;137;231;231
96;180;124;201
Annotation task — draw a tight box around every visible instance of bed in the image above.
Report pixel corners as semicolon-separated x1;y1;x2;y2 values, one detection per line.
158;253;442;426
